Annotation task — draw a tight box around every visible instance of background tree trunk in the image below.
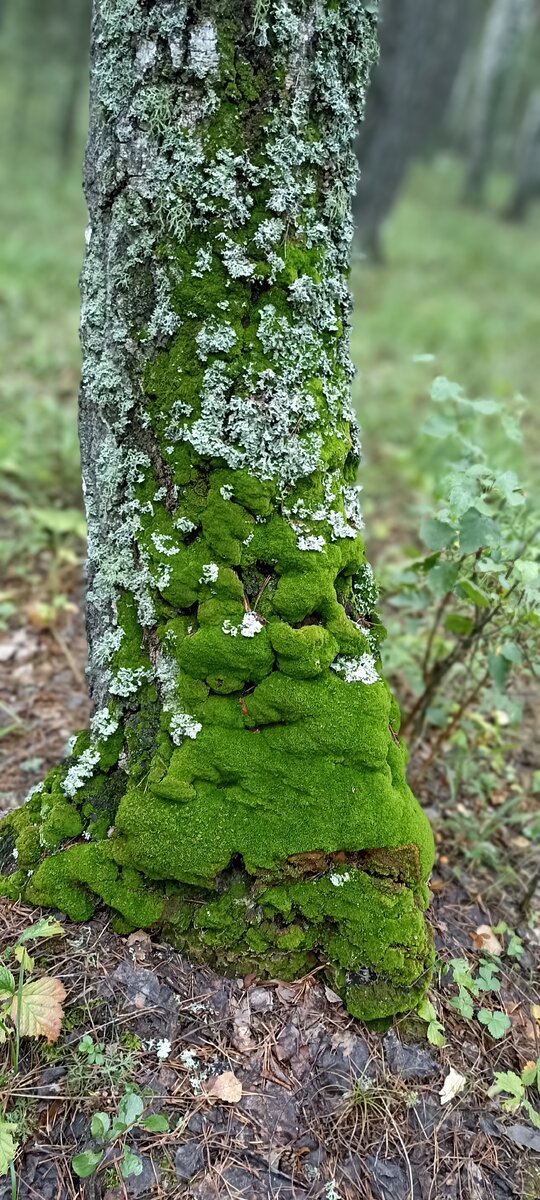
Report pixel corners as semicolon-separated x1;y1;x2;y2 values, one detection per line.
0;0;434;1020
505;87;540;217
354;0;471;258
463;0;534;203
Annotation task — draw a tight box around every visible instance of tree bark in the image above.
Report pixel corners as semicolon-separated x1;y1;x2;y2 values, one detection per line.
0;0;434;1020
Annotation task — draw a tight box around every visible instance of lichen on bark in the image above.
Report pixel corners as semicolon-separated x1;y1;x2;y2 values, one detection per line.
0;0;435;1020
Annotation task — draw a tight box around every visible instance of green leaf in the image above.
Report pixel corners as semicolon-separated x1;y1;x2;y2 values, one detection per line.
499;641;523;666
523;1099;540;1130
117;1091;144;1128
488;1070;524;1102
457;579;491;608
419;518;455;551
141;1114;169;1133
0;1119;17;1177
470;398;501;414
426;1020;445;1047
521;1064;538;1087
16;917;64;945
431;376;464;403
514;560;540;584
421;413;457;439
71;1150;103;1178
477;1010;511;1039
120;1149;144;1180
90;1112;110;1141
501;414;523;443
427;563;460;596
459;508;499;554
444;613;474;636
494;471;524;507
450;992;474;1020
0;966;15;999
28;506;86;538
488;652;511;690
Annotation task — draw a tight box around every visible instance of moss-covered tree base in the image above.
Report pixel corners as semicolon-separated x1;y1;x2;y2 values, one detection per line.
0;0;435;1021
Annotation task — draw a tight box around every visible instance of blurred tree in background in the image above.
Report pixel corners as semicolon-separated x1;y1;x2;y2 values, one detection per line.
355;0;540;257
354;0;473;258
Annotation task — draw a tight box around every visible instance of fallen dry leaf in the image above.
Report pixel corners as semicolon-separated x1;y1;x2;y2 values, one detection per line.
204;1071;242;1103
439;1067;467;1105
324;985;342;1005
471;925;503;956
11;976;66;1042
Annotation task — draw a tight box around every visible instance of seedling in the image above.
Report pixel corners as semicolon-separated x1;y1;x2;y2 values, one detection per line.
444;957;511;1038
417;996;445;1047
72;1089;169;1181
488;1059;540;1129
77;1034;106;1066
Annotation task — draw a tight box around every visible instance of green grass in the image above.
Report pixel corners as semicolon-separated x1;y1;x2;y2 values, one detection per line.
0;143;538;567
351;157;540;526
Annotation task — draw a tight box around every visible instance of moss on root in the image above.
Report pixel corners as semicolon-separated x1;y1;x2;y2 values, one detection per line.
0;0;435;1021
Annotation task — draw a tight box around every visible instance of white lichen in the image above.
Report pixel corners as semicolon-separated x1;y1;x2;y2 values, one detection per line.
170;713;203;745
331;654;380;685
199;562;219;584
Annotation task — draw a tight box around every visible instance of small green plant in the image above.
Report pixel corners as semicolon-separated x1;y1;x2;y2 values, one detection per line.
445;957;511;1038
77;1033;106;1066
417;996;446;1046
382;381;539;768
71;1089;169;1181
492;921;524;959
488;1059;540;1129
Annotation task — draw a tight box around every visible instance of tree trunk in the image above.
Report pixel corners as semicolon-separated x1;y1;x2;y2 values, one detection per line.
0;0;434;1020
57;0;92;171
354;0;471;258
463;0;533;204
505;87;540;218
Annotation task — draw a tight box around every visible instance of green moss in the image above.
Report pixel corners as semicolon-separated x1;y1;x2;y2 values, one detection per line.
41;802;84;849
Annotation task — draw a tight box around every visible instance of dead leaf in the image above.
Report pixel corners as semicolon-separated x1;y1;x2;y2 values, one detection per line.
324;986;342;1005
127;929;151;947
204;1071;242;1104
11;976;66;1042
471;925;503;956
439;1068;467;1105
126;930;151;961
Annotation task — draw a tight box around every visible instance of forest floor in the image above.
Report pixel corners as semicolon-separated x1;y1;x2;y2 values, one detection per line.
0;551;539;1200
1;157;540;1197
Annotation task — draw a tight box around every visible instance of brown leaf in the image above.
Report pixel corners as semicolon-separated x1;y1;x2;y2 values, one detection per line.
11;976;66;1042
471;925;503;956
204;1071;242;1104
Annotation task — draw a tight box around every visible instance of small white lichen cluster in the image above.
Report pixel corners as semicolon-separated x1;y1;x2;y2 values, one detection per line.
170;712;202;746
199;562;219;584
62;748;101;799
223;612;264;638
90;706;119;740
329;871;351;887
297;534;326;552
331;653;379;685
